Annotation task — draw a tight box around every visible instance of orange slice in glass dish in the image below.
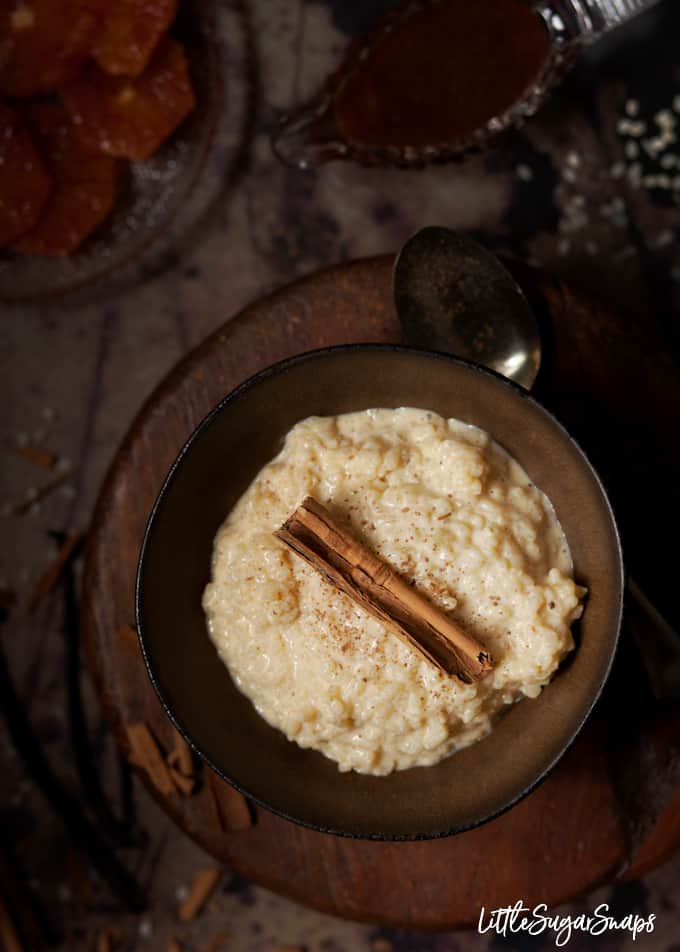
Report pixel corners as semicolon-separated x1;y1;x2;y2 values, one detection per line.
0;0;106;98
13;103;119;256
92;0;179;78
0;102;52;247
61;37;196;161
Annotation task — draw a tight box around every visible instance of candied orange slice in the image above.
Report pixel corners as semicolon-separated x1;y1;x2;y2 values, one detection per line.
0;0;106;98
0;102;52;247
61;37;196;161
13;103;118;256
93;0;179;77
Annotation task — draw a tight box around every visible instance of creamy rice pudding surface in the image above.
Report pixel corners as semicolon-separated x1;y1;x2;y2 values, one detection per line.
202;408;585;776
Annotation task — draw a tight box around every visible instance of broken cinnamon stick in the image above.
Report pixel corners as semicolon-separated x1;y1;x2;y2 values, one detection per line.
168;766;196;797
178;868;222;922
96;927;123;952
165;729;196;795
205;771;253;832
275;497;492;683
0;643;146;913
167;729;194;779
0;896;23;952
125;723;175;798
12;446;58;470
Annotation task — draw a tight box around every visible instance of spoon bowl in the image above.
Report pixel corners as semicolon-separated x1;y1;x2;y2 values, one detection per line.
393;227;541;389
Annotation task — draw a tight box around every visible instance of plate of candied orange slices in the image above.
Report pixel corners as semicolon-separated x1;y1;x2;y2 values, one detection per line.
0;0;250;303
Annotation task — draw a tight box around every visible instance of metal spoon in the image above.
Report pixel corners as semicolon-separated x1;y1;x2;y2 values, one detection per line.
394;227;541;390
393;225;680;701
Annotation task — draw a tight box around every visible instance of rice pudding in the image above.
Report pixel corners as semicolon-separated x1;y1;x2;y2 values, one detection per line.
202;408;585;775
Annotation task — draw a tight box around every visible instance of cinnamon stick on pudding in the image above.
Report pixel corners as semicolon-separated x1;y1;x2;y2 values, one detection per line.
275;497;492;683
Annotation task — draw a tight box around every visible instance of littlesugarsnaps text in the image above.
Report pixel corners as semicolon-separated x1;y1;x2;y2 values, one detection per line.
478;900;655;946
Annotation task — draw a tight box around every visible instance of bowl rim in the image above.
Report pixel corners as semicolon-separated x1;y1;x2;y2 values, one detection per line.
135;342;624;840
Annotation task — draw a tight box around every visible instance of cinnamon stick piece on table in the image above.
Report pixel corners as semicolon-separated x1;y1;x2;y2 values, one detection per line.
168;766;196;797
0;895;23;952
12;445;58;470
275;497;492;683
125;722;175;798
206;770;254;832
96;927;124;952
166;729;196;796
167;729;194;778
178;868;222;922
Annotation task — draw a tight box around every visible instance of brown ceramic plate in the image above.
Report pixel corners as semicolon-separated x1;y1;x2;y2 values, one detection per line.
136;345;623;839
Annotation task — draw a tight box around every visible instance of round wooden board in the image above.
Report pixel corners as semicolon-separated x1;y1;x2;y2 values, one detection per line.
82;256;680;929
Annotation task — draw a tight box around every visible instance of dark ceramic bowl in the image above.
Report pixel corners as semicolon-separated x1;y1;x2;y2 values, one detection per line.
136;345;623;839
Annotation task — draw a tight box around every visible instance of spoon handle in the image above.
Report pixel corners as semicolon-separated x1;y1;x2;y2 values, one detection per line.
550;0;663;37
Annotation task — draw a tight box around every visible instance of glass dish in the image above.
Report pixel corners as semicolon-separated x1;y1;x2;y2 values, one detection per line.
0;0;250;305
272;0;661;170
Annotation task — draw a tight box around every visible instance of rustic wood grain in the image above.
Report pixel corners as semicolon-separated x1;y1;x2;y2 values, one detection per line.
81;256;680;929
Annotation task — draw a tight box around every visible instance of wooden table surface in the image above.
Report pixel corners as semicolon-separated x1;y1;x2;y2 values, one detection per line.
2;0;679;949
82;255;680;929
